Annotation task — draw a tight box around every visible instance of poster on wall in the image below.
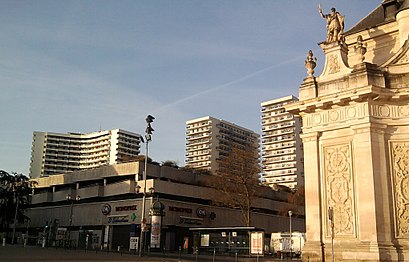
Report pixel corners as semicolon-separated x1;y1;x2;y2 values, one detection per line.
129;237;139;251
250;231;264;255
150;215;161;248
200;234;210;247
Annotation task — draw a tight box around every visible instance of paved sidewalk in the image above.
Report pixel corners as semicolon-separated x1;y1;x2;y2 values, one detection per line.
0;245;301;261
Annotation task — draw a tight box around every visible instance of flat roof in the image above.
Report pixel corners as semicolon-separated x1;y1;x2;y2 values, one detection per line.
261;95;298;106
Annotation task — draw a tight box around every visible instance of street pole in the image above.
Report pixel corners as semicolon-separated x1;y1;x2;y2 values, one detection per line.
66;194;80;248
288;210;292;259
11;190;19;244
139;139;149;257
328;207;334;262
139;115;154;257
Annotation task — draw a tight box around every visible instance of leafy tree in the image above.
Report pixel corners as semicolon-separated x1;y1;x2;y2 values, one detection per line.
0;170;36;238
161;160;179;168
122;155;160;165
210;147;262;226
179;166;212;176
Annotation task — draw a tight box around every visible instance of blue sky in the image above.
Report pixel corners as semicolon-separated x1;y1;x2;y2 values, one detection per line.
1;0;380;175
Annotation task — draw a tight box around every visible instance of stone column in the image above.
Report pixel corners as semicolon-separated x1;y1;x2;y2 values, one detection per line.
349;122;398;261
300;131;324;261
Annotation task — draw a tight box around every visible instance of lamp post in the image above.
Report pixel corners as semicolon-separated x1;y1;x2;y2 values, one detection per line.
66;194;80;248
288;210;293;259
11;178;24;245
139;115;155;257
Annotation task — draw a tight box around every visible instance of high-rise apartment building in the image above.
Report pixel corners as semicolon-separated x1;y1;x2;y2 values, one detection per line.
185;116;259;173
29;129;142;178
260;96;303;189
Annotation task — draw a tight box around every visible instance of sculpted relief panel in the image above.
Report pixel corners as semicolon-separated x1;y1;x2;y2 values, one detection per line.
304;103;409;129
323;144;355;236
390;141;409;238
328;54;341;74
371;104;409;118
304;103;367;128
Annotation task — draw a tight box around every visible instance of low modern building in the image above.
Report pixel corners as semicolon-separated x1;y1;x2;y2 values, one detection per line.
260;96;304;189
185;116;259;173
29;129;142;178
22;161;304;253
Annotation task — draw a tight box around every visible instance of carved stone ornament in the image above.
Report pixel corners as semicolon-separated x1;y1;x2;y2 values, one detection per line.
305;50;317;77
303;103;409;129
354;35;367;63
328;54;341;74
397;53;409;64
390;141;409;238
303;103;366;129
324;144;355;236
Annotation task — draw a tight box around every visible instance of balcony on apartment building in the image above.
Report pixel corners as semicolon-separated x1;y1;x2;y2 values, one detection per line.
186;138;211;146
262;141;295;151
262;155;296;164
186;144;211;153
261;134;296;145
186;127;212;135
261;114;293;125
262;121;295;133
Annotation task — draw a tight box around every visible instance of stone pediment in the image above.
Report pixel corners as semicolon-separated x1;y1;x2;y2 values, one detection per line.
317;41;353;83
382;37;409;74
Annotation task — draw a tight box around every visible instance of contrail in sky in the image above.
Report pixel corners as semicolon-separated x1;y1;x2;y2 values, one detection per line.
154;51;314;114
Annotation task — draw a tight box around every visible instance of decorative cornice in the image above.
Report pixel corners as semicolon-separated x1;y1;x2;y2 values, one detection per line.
286;85;409;115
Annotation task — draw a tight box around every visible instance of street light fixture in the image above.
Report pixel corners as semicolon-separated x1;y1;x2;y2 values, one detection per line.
288;210;293;259
139;115;155;257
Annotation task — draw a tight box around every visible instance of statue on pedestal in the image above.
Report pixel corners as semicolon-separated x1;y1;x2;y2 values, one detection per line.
318;4;345;43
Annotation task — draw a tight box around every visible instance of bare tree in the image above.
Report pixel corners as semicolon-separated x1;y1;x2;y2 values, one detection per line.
278;186;305;217
210;147;261;226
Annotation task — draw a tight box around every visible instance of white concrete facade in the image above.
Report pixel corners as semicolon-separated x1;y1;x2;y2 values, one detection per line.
185;116;259;173
286;1;409;261
261;96;304;189
29;129;142;178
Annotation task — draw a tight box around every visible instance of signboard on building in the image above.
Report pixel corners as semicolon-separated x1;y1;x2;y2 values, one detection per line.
250;231;264;255
107;214;129;224
129;236;139;251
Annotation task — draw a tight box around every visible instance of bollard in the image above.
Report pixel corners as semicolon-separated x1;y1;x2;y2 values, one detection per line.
178;246;182;262
42;237;46;248
212;248;216;262
2;238;6;247
235;251;238;262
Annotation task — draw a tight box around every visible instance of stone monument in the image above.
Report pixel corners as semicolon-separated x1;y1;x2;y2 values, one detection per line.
286;1;409;261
